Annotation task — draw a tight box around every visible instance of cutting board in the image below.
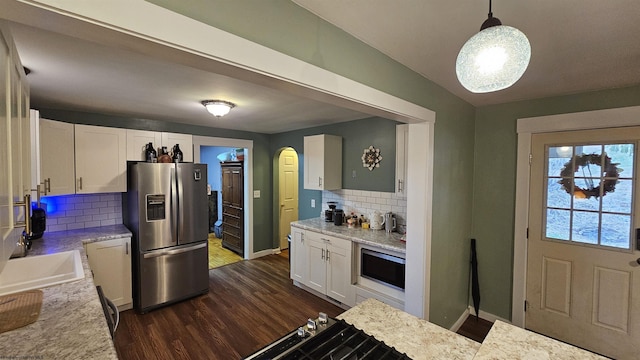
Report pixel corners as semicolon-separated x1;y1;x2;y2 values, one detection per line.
0;290;43;334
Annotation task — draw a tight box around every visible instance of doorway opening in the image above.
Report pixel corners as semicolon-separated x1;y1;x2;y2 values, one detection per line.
274;147;299;256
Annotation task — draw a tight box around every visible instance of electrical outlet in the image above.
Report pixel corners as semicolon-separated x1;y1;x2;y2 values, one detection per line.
253;190;260;198
311;199;316;208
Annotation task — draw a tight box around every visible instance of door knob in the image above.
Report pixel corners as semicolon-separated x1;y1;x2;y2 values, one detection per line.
636;258;640;265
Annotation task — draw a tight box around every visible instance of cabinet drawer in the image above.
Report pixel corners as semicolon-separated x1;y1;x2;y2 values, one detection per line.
223;234;242;247
223;206;242;217
223;225;241;237
223;215;242;227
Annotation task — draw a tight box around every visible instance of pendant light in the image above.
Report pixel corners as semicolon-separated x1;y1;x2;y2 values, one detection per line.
202;100;236;117
456;0;530;93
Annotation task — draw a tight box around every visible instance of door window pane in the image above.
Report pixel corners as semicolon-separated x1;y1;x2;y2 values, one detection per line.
544;143;634;250
572;211;599;244
546;209;570;240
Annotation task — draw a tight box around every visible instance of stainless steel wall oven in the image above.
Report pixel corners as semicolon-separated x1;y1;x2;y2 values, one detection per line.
361;248;406;291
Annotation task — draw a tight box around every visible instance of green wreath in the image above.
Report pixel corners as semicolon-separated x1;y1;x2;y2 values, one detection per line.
558;153;621;199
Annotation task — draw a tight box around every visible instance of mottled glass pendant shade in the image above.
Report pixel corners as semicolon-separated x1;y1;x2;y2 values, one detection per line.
456;25;531;93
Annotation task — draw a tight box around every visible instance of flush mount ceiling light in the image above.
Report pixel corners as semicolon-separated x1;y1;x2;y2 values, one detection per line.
456;0;531;93
202;100;236;117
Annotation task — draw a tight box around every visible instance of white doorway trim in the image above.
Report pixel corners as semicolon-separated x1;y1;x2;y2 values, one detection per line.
193;136;254;259
512;105;640;327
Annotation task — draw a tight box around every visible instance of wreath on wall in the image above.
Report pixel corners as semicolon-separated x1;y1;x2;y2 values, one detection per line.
558;153;621;199
362;145;382;171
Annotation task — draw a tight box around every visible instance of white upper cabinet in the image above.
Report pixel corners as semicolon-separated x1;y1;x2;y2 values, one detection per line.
1;22;30;269
126;130;193;162
75;124;127;193
303;134;342;190
126;129;162;162
395;124;409;199
39;118;76;196
161;132;193;162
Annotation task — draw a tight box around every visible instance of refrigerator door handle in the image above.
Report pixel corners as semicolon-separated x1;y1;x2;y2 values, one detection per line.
143;242;207;258
170;166;178;241
165;242;206;256
177;166;184;240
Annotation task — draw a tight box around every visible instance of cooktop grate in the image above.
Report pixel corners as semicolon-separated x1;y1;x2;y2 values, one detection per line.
248;319;411;360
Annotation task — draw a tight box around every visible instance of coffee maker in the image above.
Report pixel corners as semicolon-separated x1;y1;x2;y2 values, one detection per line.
324;202;337;222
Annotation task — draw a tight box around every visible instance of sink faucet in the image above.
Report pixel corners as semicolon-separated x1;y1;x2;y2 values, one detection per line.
10;231;32;258
10;194;32;259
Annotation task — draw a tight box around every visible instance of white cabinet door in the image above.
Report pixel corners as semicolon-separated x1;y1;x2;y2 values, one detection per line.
298;230;355;306
39;119;75;196
303;135;342;190
305;232;327;294
395;124;408;199
126;129;162;161
75;124;127;193
326;236;354;306
290;228;307;283
86;237;132;309
161;132;193;162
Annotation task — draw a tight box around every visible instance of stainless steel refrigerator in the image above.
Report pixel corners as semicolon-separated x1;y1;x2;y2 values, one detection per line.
125;162;209;313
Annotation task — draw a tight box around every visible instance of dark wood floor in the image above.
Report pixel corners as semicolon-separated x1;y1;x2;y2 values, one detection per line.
114;254;343;359
456;315;493;343
114;253;493;359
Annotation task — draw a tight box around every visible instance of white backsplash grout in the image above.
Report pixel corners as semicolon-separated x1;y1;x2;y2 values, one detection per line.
322;189;407;233
40;193;123;232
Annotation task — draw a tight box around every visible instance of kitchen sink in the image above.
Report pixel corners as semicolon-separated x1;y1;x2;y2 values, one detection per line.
0;250;85;296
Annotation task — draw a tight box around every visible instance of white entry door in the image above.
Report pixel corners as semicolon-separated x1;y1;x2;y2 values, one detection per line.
527;127;640;359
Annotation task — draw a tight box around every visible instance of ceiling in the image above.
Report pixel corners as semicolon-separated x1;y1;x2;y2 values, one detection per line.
4;1;640;133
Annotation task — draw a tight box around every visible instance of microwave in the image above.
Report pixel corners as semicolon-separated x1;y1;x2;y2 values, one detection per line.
361;248;406;291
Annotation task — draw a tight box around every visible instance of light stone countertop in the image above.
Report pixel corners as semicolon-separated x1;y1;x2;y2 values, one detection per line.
473;320;607;360
291;218;406;253
338;298;481;360
0;224;131;360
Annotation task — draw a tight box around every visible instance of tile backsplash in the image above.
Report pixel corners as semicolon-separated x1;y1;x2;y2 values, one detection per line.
39;193;123;232
322;189;407;233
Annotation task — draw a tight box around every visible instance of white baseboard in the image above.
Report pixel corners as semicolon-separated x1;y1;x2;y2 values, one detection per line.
450;307;471;332
468;306;511;324
450;306;510;332
250;248;280;259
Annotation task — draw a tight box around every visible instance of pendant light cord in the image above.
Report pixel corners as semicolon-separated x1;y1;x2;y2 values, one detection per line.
488;0;493;19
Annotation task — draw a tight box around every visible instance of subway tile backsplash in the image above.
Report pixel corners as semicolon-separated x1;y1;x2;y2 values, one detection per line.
322;189;407;233
39;193;123;232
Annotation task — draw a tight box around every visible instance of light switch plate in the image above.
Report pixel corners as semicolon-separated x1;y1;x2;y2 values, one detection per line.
311;199;316;208
253;190;260;198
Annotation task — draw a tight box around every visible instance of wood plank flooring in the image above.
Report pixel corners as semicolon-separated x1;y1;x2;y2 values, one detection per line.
115;250;492;359
114;254;343;359
456;315;493;343
207;235;242;269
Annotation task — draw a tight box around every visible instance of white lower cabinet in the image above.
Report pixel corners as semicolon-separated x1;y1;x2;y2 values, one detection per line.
290;227;307;284
85;237;132;310
303;230;354;307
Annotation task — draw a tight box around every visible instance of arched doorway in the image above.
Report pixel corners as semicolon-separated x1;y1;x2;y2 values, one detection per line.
277;147;299;250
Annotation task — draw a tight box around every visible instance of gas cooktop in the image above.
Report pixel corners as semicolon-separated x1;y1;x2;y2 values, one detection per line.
244;313;411;359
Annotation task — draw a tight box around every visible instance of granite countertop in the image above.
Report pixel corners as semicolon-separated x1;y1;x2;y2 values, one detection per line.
0;224;131;360
291;218;406;253
338;298;481;360
473;320;607;360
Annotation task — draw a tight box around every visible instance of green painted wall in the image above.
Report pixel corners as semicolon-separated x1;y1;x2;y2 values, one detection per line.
270;117;398;225
472;85;640;321
37;108;275;253
146;0;477;328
